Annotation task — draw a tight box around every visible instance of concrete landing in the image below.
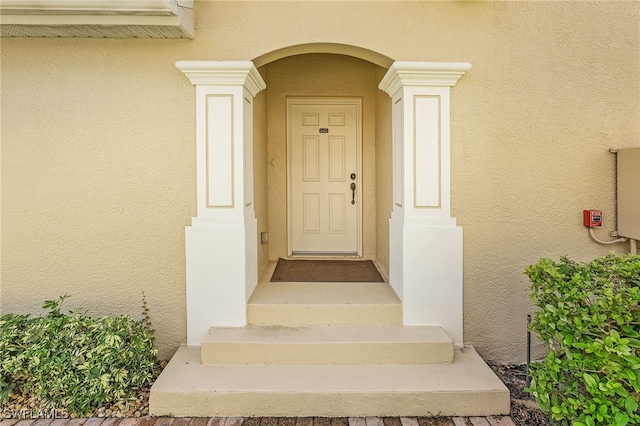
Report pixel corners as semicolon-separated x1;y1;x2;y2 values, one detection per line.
201;325;453;365
149;346;510;417
247;282;402;326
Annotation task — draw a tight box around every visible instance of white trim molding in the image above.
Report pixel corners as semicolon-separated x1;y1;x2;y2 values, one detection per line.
379;61;472;94
175;61;266;96
380;61;471;346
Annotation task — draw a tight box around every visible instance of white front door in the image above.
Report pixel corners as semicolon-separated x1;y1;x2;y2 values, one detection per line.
287;98;362;255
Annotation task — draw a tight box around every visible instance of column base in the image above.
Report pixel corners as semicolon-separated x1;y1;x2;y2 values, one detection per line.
185;217;257;345
389;217;463;346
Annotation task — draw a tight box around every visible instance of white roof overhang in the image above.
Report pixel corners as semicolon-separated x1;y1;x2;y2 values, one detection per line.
0;0;194;38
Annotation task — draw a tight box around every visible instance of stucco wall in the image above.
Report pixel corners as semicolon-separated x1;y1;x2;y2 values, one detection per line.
375;68;393;278
0;39;196;359
253;89;269;276
1;1;639;362
447;2;640;361
261;54;381;261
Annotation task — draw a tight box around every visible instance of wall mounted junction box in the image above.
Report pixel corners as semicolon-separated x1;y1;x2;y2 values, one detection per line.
617;147;640;240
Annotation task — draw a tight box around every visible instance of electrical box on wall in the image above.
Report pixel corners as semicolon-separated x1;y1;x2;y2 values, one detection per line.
617;147;640;240
583;210;603;228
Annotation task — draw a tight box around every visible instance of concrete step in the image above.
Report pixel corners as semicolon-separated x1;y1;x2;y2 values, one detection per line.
247;282;402;326
149;345;510;417
201;325;453;365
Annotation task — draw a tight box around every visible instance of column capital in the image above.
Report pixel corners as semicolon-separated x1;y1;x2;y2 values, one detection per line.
176;60;266;96
378;61;471;96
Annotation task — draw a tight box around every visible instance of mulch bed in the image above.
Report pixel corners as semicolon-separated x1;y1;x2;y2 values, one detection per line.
488;363;552;426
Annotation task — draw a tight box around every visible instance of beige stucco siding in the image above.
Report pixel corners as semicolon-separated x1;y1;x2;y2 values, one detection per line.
254;89;269;276
1;1;639;362
448;3;640;360
375;69;392;277
0;40;196;358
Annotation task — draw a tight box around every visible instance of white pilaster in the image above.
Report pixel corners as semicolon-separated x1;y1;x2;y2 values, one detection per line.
176;61;266;345
379;61;471;346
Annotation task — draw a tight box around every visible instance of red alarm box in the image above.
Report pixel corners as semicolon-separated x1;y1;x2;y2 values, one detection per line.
583;210;602;228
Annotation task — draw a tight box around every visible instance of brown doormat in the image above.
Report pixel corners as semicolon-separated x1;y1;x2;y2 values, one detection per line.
270;258;384;282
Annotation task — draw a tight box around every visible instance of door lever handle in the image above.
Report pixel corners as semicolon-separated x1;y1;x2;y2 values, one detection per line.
350;182;356;205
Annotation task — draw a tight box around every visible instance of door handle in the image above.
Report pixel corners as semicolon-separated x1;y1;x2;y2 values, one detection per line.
350;182;356;205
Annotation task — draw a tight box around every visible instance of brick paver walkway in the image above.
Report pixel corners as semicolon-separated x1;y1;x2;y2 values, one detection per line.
0;416;515;426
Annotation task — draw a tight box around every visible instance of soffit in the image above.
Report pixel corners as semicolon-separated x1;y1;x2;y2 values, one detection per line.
0;0;194;39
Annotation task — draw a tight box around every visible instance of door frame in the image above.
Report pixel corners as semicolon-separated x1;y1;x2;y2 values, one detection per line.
286;96;363;257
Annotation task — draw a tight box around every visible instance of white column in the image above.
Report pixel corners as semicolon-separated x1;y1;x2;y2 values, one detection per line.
379;61;471;346
176;61;266;345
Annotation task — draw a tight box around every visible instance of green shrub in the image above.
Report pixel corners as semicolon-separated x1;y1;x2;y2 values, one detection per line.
0;294;158;416
526;255;640;426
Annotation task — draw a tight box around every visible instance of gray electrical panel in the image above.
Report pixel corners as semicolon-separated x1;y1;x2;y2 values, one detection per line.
617;147;640;240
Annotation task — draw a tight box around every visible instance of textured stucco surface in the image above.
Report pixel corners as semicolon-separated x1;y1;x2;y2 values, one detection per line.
0;39;196;359
375;68;392;277
253;89;269;276
2;1;639;362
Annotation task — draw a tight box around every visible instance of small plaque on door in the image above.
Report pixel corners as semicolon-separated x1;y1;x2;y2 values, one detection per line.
319;128;329;133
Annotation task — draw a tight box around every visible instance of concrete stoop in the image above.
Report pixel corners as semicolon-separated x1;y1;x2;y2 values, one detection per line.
149;282;510;417
201;325;454;365
149;345;509;417
247;282;403;326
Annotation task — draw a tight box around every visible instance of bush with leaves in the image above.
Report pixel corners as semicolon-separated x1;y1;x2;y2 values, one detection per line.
0;294;158;416
526;254;640;426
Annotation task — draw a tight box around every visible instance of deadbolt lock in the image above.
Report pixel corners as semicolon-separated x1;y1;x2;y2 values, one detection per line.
350;173;356;180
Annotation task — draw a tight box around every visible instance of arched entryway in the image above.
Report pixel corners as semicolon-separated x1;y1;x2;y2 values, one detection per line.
256;53;389;262
176;45;470;348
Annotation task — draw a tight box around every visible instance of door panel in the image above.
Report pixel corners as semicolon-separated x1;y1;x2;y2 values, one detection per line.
303;136;320;181
302;193;320;234
329;136;345;181
329;193;346;233
289;100;360;255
